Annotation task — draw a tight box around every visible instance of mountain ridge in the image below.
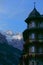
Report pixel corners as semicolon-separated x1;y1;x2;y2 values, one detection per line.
0;31;23;65
1;30;24;50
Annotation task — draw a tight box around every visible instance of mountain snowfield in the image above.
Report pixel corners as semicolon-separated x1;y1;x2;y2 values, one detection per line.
5;30;24;50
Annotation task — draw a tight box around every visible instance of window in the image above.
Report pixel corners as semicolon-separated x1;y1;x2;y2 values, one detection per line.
39;47;43;53
29;46;35;53
29;33;35;39
38;34;43;40
29;21;36;28
29;60;37;65
39;22;43;28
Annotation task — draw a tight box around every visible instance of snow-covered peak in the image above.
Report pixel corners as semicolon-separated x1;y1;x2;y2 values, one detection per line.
12;34;23;40
0;30;24;50
6;30;14;36
5;30;23;40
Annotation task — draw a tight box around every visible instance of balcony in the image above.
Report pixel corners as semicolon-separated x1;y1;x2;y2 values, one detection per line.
29;39;36;42
29;46;43;56
29;39;43;43
29;52;43;56
39;40;43;42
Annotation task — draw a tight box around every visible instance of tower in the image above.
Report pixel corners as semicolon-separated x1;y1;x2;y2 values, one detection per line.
23;7;43;65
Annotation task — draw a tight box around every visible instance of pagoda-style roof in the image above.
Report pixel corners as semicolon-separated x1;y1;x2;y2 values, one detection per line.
29;8;40;18
25;8;43;24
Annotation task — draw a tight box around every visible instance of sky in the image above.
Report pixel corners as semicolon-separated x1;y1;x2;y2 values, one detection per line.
0;0;43;33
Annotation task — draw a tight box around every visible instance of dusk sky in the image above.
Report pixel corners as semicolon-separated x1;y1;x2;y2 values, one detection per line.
0;0;43;33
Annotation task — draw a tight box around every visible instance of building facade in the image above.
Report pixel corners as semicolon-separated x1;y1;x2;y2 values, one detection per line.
22;7;43;65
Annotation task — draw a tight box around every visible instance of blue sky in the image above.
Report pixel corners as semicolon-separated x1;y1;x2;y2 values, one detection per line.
0;0;43;33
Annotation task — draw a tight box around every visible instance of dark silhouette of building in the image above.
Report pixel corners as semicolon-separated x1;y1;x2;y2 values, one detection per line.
21;6;43;65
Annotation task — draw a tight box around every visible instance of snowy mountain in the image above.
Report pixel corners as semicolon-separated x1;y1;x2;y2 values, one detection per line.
0;31;23;65
4;30;24;51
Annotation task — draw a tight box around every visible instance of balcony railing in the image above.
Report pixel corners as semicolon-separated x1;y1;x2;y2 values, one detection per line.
29;39;43;42
29;52;43;56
